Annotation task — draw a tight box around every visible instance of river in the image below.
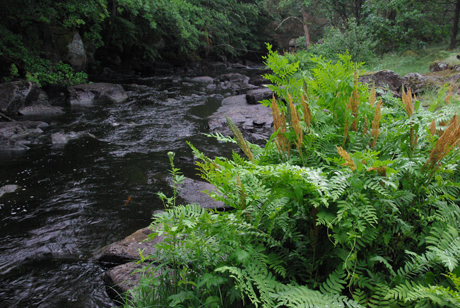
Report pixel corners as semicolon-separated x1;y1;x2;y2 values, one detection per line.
0;71;248;307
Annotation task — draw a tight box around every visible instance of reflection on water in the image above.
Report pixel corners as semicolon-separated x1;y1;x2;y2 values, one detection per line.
0;74;238;307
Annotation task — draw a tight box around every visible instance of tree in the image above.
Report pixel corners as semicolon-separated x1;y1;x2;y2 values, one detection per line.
449;0;460;49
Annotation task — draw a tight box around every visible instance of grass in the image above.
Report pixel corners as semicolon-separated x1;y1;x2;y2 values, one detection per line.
365;43;460;76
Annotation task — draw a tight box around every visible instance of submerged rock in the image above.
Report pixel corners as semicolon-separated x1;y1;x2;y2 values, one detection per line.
0;184;20;197
67;83;128;106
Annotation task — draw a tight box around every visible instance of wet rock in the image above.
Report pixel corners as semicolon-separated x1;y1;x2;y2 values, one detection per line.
208;94;273;143
0;184;20;197
104;261;154;297
51;131;97;145
402;73;430;93
430;62;449;72
246;87;274;105
174;177;229;211
0;81;56;116
359;70;403;94
0;121;48;150
249;74;270;87
219;73;248;83
93;226;164;265
67;83;128;106
189;76;214;84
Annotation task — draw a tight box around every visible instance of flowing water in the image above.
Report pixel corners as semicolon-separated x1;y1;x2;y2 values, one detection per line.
0;73;244;307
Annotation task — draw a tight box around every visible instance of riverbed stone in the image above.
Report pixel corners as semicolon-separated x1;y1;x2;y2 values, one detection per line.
189;76;214;84
246;87;274;105
93;226;164;265
208;94;274;143
67;83;128;106
0;121;48;150
0;185;20;198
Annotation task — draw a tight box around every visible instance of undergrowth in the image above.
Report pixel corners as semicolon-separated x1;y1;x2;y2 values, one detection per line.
124;45;460;308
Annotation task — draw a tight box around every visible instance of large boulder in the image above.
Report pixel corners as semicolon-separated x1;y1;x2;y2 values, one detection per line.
67;83;128;106
0;81;62;116
104;262;153;297
359;70;403;93
174;177;229;211
66;32;87;72
402;73;430;94
93;226;164;265
246;87;274;105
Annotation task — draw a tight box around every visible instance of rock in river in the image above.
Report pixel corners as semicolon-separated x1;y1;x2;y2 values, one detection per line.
208;94;273;143
67;83;128;106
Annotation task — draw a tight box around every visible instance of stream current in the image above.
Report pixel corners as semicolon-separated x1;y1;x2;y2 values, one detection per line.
0;72;244;307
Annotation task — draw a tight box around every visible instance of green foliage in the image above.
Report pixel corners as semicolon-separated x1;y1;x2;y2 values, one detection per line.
128;51;460;307
25;61;87;87
308;18;377;63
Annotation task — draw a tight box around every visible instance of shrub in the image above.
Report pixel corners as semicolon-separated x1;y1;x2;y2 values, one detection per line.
127;49;460;308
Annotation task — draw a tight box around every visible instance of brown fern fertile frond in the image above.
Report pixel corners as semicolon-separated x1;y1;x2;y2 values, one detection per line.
369;84;376;108
402;87;413;117
429;119;436;137
336;146;356;171
367;166;387;177
301;93;312;128
271;96;289;155
363;116;369;136
288;92;303;157
370;99;382;148
226;115;254;162
425;115;460;171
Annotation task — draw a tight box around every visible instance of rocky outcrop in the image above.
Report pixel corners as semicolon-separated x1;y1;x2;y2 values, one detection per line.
67;83;128;106
430;62;449;72
104;262;153;298
175;177;229;211
66;32;87;72
402;73;430;93
0;121;48;150
246;87;274;105
359;70;403;94
0;81;63;116
208;94;273;143
93;226;164;265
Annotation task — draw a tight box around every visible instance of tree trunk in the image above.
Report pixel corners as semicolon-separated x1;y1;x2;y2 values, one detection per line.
449;0;460;50
300;2;311;48
105;0;117;45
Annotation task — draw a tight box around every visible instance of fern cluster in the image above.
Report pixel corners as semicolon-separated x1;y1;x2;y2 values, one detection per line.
126;49;460;308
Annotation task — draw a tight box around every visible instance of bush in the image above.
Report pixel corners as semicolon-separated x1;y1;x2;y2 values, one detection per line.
126;49;460;308
308;18;377;63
